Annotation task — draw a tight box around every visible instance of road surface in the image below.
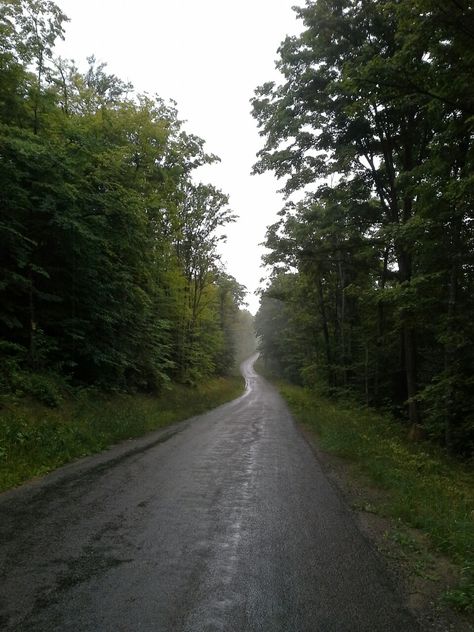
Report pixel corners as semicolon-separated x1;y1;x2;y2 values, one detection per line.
0;355;418;631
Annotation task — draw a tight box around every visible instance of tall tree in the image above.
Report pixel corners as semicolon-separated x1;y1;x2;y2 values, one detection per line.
0;0;246;396
253;0;474;453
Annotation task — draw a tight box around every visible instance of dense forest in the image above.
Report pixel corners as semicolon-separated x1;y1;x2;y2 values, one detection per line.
0;0;252;401
253;0;474;456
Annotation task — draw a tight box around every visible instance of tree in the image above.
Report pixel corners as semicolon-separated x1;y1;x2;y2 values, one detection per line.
0;0;246;397
252;0;474;453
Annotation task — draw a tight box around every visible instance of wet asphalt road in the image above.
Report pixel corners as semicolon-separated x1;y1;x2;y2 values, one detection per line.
0;355;418;631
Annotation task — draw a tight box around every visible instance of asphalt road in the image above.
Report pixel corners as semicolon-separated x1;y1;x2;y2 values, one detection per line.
0;355;418;631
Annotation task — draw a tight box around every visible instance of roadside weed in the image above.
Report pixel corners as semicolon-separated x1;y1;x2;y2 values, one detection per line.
0;377;244;492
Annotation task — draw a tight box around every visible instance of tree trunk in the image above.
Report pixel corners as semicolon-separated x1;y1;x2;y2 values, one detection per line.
397;249;420;427
403;324;419;426
364;342;369;406
444;240;460;452
374;248;389;400
28;266;37;367
317;274;332;386
337;258;347;387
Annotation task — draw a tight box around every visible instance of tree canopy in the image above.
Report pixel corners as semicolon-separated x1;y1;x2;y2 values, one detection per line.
0;0;250;397
253;0;474;456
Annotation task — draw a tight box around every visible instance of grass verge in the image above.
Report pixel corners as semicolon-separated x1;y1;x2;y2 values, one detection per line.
276;380;474;614
0;376;244;493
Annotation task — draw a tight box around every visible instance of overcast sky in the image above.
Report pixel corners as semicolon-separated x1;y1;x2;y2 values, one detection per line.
54;0;302;313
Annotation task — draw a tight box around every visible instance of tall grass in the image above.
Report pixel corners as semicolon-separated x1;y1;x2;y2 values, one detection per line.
278;382;474;612
0;376;243;492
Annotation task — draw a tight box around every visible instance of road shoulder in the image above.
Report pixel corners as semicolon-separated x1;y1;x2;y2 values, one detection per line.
298;423;473;632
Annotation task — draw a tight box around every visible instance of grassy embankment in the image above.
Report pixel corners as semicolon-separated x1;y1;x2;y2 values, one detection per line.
0;376;243;493
267;372;474;613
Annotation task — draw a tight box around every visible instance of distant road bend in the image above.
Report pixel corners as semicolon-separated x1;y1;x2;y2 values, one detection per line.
0;355;418;631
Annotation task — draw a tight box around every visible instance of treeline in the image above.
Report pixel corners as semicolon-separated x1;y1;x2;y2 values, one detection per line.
253;0;474;455
0;0;248;397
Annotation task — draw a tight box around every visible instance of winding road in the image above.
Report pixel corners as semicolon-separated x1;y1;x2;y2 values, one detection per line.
0;355;418;631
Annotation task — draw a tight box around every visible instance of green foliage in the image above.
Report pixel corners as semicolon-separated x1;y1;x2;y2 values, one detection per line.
253;0;474;454
15;373;63;407
0;341;27;396
444;564;474;613
0;0;246;397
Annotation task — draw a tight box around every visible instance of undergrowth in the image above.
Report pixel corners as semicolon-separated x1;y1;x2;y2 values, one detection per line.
277;381;474;613
0;376;244;492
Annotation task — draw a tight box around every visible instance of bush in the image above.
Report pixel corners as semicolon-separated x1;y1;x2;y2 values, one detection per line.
11;373;64;408
0;341;27;397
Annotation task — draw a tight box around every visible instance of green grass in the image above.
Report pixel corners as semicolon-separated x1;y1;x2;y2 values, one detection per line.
0;376;244;493
276;381;474;613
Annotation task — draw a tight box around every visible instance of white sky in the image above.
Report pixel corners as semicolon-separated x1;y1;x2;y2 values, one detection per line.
54;0;303;313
